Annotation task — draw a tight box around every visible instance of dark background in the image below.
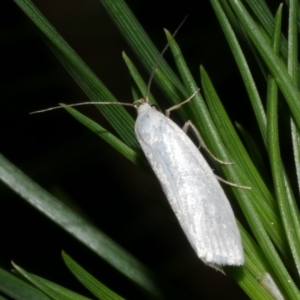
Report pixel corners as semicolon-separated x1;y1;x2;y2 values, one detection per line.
1;0;280;299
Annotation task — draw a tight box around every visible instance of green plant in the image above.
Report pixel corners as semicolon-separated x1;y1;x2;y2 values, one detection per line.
1;0;300;299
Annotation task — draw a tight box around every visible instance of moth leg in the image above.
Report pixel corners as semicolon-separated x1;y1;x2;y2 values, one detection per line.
182;121;250;188
183;121;251;189
165;89;200;118
215;174;251;189
188;126;251;189
182;120;232;165
165;89;230;165
165;89;251;189
184;123;251;189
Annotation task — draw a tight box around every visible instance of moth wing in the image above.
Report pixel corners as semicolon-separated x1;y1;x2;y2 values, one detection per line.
135;108;244;267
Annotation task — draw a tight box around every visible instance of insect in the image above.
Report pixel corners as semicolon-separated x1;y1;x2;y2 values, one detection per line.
31;19;246;271
133;93;244;270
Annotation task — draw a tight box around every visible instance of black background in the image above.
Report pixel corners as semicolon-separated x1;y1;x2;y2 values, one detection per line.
1;0;280;299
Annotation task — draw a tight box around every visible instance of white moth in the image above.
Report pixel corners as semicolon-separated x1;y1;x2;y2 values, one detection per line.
31;19;244;270
32;92;245;270
134;98;244;269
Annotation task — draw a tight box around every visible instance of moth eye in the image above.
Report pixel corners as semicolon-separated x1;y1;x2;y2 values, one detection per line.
150;104;159;110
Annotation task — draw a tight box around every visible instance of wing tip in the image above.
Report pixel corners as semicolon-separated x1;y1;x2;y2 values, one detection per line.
198;249;244;273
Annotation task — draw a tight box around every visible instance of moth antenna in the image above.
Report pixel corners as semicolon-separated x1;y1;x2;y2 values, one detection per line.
145;15;188;102
30;101;134;115
31;17;188;115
